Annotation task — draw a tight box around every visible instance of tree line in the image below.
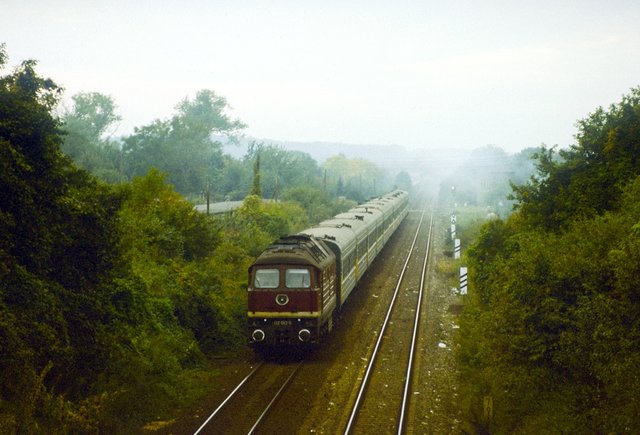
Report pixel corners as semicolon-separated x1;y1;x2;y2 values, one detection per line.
457;87;640;432
0;44;397;432
59;90;401;203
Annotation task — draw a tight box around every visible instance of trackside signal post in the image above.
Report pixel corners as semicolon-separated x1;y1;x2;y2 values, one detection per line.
460;267;468;295
450;213;456;240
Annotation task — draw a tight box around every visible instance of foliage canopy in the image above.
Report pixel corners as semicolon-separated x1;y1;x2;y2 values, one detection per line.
458;87;640;432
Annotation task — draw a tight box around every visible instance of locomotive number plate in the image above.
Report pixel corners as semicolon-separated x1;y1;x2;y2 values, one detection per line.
273;320;292;326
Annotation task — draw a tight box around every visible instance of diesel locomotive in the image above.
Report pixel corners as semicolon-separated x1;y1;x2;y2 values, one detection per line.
247;190;409;350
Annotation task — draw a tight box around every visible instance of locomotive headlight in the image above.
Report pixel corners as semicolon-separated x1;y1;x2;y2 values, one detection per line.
252;329;265;342
298;329;311;342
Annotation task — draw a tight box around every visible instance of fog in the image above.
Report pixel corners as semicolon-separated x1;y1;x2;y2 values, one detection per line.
3;0;640;156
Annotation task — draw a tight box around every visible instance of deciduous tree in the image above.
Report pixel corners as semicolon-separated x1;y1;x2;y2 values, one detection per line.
122;90;245;195
61;92;124;182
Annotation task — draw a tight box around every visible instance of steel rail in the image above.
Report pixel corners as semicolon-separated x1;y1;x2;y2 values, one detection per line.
397;211;434;434
343;208;427;435
247;360;304;435
193;361;264;435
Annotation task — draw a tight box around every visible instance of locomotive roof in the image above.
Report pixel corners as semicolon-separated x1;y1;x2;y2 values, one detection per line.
252;234;335;268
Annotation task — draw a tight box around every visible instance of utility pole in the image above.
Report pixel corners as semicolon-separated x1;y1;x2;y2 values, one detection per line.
205;178;212;215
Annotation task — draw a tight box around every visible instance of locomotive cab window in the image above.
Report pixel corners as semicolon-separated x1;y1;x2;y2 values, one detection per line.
285;268;311;288
254;268;280;288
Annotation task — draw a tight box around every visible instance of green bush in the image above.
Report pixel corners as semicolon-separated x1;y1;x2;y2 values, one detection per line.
457;88;640;432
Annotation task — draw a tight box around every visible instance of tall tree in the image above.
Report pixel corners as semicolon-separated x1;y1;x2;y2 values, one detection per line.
61;92;124;181
251;152;261;197
394;171;412;192
64;92;121;140
512;87;640;230
244;142;321;199
122;89;245;195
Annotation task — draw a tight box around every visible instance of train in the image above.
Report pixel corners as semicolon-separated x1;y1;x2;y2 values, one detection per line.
247;190;409;350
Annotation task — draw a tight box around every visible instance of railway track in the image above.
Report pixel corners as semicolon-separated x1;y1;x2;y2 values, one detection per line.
193;359;303;434
344;207;434;434
186;204;437;435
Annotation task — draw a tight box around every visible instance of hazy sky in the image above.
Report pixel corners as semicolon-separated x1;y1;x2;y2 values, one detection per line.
2;0;640;152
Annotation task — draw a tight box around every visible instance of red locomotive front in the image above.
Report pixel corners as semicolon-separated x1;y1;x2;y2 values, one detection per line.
248;235;336;349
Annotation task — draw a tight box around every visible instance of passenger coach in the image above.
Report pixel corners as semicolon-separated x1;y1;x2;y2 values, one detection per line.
248;190;409;349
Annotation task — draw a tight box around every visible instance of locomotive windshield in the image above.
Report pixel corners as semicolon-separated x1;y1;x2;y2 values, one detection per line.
254;268;279;288
285;268;311;288
253;267;311;289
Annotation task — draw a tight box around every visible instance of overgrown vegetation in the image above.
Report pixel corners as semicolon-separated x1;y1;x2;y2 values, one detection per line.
0;46;362;432
457;87;640;432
